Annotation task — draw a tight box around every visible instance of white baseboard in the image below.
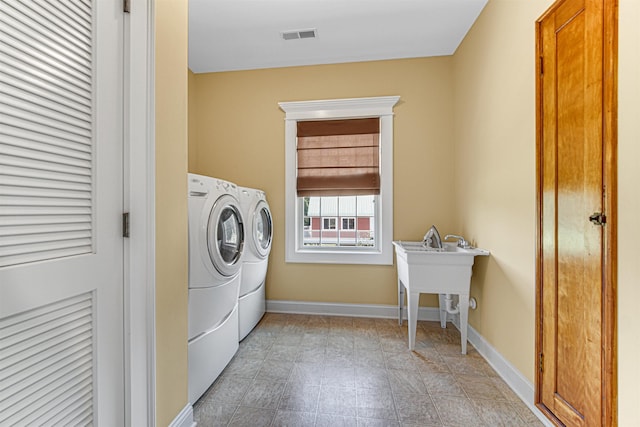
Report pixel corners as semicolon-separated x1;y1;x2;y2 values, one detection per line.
266;299;443;321
267;299;553;427
169;404;195;427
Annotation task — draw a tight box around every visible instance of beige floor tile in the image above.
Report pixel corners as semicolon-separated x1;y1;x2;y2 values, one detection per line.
267;343;301;361
432;395;484;427
328;334;356;350
316;413;358;427
228;406;275;427
471;398;528;426
355;366;390;389
457;375;507;400
422;372;466;397
278;383;320;412
355;348;386;368
354;336;382;351
383;351;419;371
220;356;264;379
379;337;410;354
318;386;357;417
272;410;316;426
356;387;398;421
255;359;294;382
323;365;357;388
356;417;400;427
508;398;545;425
289;362;325;386
387;368;428;395
491;377;523;402
239;379;285;409
296;345;327;364
193;401;237;426
325;347;356;367
393;391;441;425
443;355;492;377
203;376;252;405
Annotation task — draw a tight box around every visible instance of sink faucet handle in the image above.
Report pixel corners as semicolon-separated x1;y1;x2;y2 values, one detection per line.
444;234;470;248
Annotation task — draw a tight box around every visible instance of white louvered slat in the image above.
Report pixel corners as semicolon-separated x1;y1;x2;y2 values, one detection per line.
0;82;92;125
0;292;94;424
0;18;92;83
0;215;91;227
0;39;92;96
0;347;92;407
0;102;91;139
0;206;91;216
0;2;91;67
13;375;92;426
0;174;91;192
5;1;91;57
0;164;91;185
0;143;91;168
39;390;93;426
0;0;93;272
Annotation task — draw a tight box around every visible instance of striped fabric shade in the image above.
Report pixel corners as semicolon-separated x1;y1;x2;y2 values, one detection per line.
296;118;380;197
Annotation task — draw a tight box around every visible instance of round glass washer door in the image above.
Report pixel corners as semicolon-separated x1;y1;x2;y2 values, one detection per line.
206;195;244;277
253;200;272;258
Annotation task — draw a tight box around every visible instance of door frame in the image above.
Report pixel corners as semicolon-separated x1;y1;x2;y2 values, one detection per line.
534;0;618;425
125;0;156;425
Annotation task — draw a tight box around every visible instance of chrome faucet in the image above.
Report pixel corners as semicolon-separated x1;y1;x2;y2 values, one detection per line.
423;225;443;249
444;234;471;249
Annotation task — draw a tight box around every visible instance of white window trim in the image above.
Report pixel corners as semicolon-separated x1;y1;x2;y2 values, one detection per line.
279;96;399;265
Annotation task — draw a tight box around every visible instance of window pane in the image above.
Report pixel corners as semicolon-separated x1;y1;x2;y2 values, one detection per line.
302;195;375;247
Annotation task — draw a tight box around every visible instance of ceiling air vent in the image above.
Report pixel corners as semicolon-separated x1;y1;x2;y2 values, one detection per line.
281;29;317;41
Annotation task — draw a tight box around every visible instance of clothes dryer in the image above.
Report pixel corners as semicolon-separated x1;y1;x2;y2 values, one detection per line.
237;187;273;340
187;173;244;404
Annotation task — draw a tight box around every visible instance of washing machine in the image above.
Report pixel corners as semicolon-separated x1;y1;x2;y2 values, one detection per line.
237;186;273;340
187;173;244;404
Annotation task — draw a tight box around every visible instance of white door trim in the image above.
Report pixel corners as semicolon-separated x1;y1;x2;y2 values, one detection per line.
125;0;156;425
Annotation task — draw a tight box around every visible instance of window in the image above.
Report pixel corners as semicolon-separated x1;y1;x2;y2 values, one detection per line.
342;218;355;230
322;217;337;230
279;96;399;265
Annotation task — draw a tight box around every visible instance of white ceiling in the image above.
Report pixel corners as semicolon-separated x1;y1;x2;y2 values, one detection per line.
188;0;488;74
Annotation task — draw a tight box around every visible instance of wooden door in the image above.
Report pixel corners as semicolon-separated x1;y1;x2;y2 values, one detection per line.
536;0;617;426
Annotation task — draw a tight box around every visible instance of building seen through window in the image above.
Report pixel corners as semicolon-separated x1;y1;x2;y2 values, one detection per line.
303;195;375;247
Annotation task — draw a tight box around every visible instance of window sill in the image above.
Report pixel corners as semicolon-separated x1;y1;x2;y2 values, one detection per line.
286;245;393;265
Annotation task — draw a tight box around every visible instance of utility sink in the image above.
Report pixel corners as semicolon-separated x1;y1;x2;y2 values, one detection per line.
392;241;489;354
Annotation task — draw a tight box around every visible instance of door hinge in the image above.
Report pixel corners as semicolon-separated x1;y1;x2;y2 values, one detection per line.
123;212;130;238
539;353;544;372
123;0;131;13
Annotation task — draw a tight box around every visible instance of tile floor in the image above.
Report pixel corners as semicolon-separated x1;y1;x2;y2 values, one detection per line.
194;313;543;427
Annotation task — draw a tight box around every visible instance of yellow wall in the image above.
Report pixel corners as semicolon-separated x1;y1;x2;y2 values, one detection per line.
190;58;458;307
155;0;189;424
617;0;640;423
451;0;553;384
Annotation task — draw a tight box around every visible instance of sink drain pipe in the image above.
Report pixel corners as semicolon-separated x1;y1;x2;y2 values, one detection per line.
444;294;477;314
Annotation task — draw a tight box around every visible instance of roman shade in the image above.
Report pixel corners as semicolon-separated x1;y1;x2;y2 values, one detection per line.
296;118;380;196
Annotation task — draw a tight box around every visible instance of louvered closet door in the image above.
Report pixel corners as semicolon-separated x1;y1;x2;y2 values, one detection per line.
0;1;125;425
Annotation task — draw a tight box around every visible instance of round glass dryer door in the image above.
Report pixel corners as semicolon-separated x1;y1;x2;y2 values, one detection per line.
207;196;244;276
253;201;272;258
